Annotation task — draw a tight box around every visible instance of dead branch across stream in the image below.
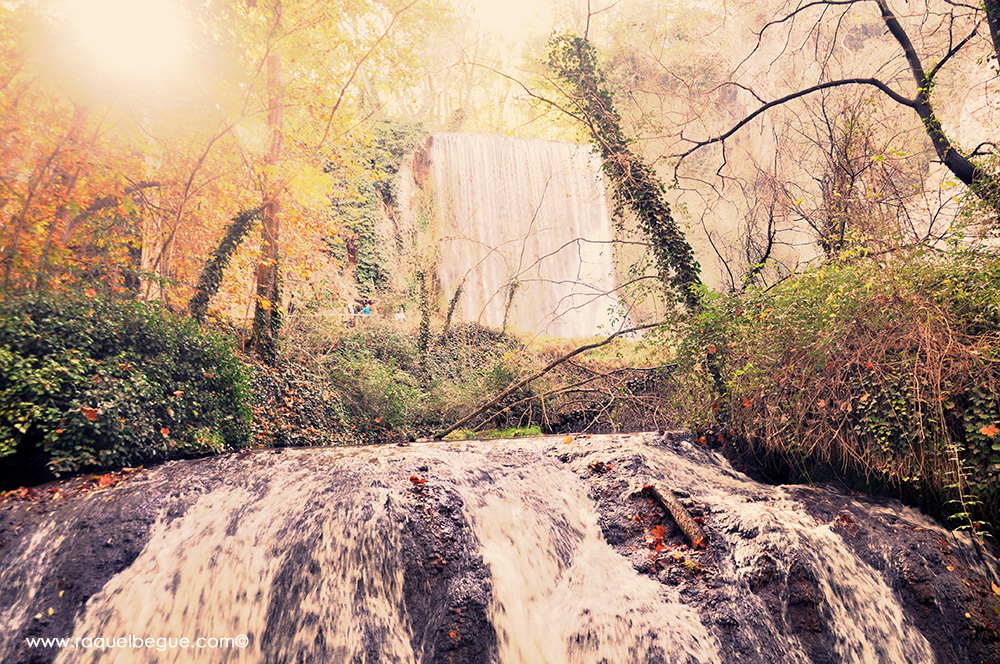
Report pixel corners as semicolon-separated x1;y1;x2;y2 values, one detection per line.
432;321;666;440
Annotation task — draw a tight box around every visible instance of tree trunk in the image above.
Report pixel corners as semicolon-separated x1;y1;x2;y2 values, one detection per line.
985;0;1000;65
874;0;998;209
251;2;284;361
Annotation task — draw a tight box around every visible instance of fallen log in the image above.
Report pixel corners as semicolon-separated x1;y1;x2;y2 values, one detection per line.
643;482;707;550
432;321;665;440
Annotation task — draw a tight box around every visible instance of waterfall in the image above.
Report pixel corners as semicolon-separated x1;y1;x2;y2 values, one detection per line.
5;432;993;664
428;133;622;338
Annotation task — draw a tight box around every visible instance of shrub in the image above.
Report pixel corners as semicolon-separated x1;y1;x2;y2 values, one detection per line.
0;293;251;487
286;319;527;440
675;250;1000;534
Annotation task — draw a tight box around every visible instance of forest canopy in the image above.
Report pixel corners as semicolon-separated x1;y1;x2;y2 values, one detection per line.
1;0;999;531
4;0;998;314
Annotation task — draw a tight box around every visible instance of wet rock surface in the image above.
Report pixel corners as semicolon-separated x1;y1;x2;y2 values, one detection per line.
555;432;1000;664
396;480;498;664
789;483;1000;664
0;456;232;664
1;433;998;663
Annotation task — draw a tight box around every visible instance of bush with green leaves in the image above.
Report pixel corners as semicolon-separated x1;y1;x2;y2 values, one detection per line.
288;319;526;440
675;250;1000;534
0;293;251;487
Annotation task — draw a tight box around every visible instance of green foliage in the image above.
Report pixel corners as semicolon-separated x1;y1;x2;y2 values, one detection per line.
327;119;426;297
290;319;527;441
0;293;251;487
674;251;1000;532
544;33;701;311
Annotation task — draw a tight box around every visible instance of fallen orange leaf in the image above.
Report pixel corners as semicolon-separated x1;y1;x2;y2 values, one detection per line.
981;424;1000;438
81;407;99;422
993;581;1000;597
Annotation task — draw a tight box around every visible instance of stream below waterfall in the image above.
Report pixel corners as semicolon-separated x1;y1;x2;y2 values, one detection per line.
1;432;999;663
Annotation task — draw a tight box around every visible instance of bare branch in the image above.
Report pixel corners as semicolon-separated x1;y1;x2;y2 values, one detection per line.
433;320;665;439
673;78;915;164
925;22;980;83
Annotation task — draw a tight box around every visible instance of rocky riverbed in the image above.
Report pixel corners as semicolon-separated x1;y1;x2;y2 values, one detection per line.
1;432;998;663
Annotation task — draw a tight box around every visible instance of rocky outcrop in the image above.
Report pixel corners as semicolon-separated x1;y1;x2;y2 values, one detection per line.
0;433;997;664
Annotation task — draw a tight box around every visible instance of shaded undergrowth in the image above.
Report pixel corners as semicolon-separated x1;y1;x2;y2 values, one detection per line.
673;250;1000;536
270;316;677;444
0;292;251;489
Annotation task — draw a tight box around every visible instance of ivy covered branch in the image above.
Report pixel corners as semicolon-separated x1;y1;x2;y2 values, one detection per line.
544;33;702;311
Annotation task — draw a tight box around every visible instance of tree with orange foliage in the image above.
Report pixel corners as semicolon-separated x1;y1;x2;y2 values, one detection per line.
0;0;450;362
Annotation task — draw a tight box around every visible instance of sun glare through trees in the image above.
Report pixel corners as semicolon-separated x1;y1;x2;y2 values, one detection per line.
65;0;187;78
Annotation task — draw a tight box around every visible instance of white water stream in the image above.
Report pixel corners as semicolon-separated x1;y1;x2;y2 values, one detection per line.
0;434;955;664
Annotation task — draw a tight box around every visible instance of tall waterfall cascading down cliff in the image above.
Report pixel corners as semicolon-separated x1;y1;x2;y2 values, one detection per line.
428;133;622;338
2;433;999;664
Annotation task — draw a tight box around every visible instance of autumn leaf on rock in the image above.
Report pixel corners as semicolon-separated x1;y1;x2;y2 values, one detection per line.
645;524;667;552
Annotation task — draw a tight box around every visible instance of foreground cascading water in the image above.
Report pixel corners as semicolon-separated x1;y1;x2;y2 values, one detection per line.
428;133;622;338
2;433;998;663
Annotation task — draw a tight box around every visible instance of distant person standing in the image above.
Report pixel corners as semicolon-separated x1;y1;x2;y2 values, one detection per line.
394;306;406;322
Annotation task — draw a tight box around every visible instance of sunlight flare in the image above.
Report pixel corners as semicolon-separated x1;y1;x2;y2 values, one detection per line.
67;0;186;77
